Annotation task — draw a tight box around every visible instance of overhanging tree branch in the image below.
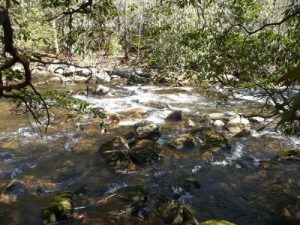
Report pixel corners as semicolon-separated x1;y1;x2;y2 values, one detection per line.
0;6;50;130
225;8;300;35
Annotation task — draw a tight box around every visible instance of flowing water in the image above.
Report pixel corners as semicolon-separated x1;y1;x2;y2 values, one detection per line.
0;84;299;225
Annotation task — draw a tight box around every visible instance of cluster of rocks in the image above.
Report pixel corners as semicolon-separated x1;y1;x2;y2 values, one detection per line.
39;64;153;86
39;182;238;225
207;112;265;134
99;121;163;172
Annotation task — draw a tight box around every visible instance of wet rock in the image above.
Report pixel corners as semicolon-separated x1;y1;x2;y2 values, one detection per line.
64;65;76;76
0;152;15;160
94;70;111;82
187;119;196;127
249;116;265;123
93;84;110;95
208;113;225;120
136;121;162;141
166;110;183;122
234;129;251;138
99;136;131;167
276;149;300;161
130;140;161;164
169;134;197;151
198;115;213;126
75;67;92;77
160;200;199;225
124;131;137;145
226;117;250;133
200;219;236;225
1;180;29;201
115;185;148;215
127;74;148;85
144;101;168;109
124;108;148;120
107;112;121;124
183;178;201;192
201;131;229;149
208;112;237;121
213;120;225;129
277;207;300;225
42;191;73;225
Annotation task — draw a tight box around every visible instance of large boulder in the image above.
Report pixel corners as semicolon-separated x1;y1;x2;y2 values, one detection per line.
136;121;162;141
169;134;197;151
166;110;183;122
129;140;161;164
42;191;73;225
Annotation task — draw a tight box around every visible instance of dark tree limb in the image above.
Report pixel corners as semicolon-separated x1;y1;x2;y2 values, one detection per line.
0;6;50;130
224;8;300;36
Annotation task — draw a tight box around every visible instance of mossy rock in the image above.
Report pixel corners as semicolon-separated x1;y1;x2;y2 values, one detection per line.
129;140;161;164
276;149;300;161
159;200;199;225
201;131;229;149
169;134;197;151
200;219;236;225
135;121;162;140
99;136;129;152
42;191;73;225
115;185;148;214
99;136;131;166
102;149;132;166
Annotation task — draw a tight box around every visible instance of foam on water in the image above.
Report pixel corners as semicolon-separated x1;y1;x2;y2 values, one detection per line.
212;142;244;166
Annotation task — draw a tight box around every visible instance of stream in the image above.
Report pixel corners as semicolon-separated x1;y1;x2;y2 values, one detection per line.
0;84;299;225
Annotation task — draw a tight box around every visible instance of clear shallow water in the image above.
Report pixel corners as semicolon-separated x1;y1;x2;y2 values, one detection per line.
0;85;299;225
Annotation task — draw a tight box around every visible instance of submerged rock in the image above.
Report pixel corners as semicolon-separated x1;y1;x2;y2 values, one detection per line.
234;129;251;138
160;200;199;225
200;219;236;225
42;191;73;225
115;185;148;215
169;134;197;151
99;136;131;167
130;140;161;164
166;110;183;122
183;178;201;191
1;180;29;201
276;149;300;161
136;121;162;141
